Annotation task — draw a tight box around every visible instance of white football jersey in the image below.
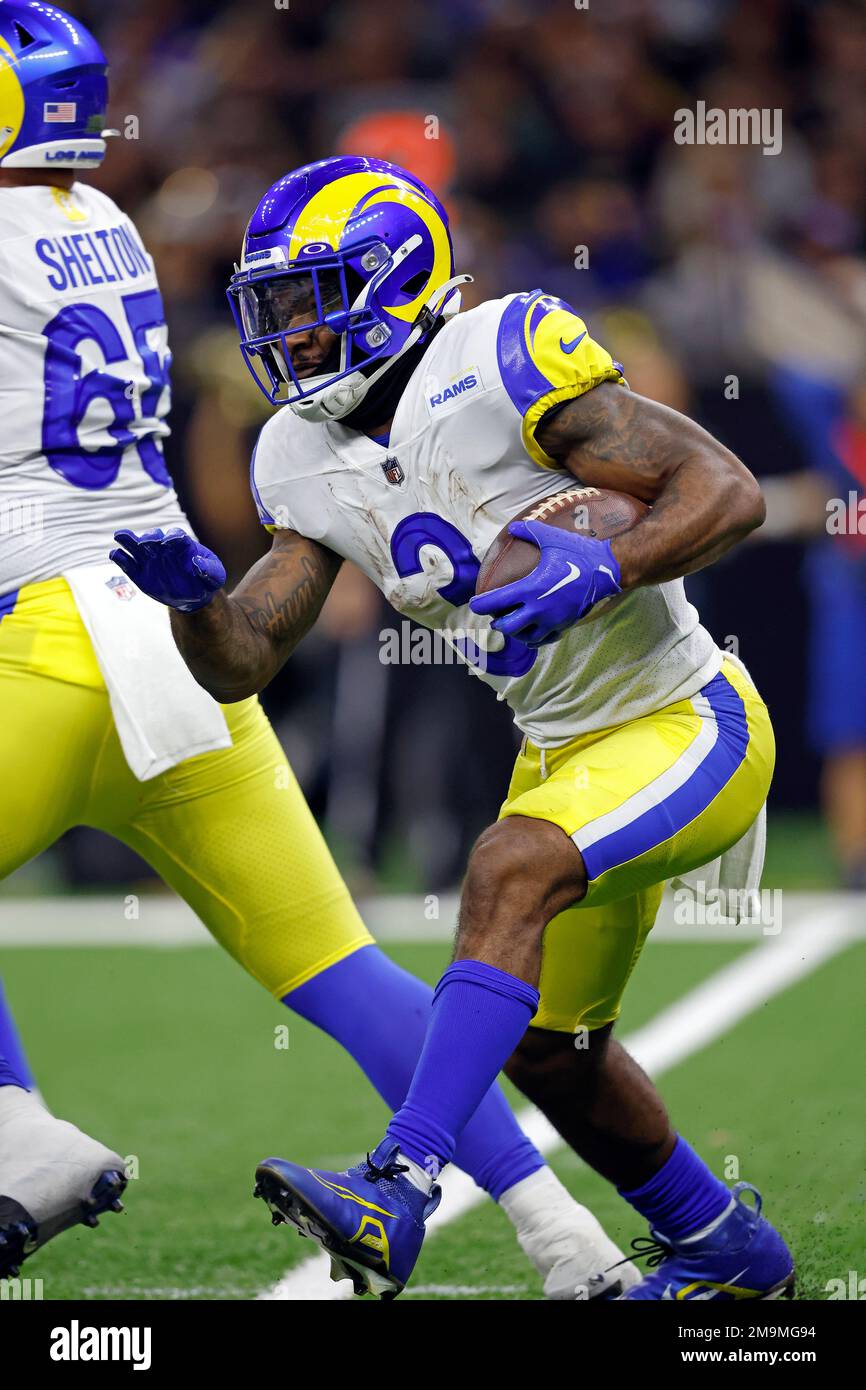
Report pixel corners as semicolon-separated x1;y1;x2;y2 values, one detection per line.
252;291;723;744
0;182;187;594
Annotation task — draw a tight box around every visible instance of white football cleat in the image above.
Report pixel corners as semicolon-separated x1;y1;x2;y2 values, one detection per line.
0;1086;126;1278
499;1166;641;1300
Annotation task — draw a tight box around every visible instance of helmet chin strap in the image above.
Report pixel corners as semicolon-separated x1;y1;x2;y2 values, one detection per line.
287;273;473;423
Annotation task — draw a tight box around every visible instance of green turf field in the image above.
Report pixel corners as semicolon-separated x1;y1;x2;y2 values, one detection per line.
3;913;864;1302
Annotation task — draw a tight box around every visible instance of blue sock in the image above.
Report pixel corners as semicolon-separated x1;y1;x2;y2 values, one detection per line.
386;959;540;1173
0;980;34;1091
285;946;542;1199
619;1135;731;1241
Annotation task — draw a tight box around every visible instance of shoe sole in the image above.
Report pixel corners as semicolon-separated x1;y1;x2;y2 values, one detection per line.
764;1271;796;1299
619;1269;796;1301
254;1160;402;1300
0;1168;127;1280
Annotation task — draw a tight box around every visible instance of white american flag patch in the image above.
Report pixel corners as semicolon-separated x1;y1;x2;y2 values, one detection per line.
44;102;77;123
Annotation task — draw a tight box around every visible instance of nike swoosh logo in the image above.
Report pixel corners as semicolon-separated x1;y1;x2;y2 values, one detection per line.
559;330;587;354
537;560;581;599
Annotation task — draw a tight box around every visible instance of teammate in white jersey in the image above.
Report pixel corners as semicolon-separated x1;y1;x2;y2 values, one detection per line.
0;180;186;588
117;156;795;1301
0;7;630;1297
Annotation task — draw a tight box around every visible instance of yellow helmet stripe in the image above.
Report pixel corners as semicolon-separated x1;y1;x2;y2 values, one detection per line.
0;37;24;160
287;171;391;257
286;171;450;325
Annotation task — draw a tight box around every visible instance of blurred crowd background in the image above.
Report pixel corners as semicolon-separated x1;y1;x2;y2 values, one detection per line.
27;0;866;893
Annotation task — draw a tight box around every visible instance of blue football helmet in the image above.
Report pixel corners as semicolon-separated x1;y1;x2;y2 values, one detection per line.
0;1;109;169
227;155;471;422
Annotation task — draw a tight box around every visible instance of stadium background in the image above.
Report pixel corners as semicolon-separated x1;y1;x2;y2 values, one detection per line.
3;0;865;898
3;0;866;1306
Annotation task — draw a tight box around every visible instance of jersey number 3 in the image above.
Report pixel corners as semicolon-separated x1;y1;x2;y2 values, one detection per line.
42;288;171;490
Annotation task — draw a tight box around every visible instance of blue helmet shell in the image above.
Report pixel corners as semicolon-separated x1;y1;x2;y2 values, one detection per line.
228;155;460;417
0;1;109;169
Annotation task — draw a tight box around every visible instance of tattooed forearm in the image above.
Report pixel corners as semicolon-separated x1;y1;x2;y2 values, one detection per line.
537;383;765;589
169;532;341;701
235;553;332;643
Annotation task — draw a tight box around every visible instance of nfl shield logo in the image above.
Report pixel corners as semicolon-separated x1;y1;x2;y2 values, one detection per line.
382;455;405;486
106;574;136;601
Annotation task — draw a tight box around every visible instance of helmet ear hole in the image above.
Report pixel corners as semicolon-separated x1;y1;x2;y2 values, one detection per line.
13;21;37;49
400;271;428;297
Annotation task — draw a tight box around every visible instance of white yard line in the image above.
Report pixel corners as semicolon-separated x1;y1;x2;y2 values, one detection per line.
0;897;208;947
258;901;860;1300
2;890;864;947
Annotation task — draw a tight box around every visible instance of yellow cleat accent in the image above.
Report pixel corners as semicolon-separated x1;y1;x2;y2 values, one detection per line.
309;1170;398;1218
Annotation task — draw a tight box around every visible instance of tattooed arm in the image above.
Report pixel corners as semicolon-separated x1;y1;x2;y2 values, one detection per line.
169;530;342;702
535;383;765;589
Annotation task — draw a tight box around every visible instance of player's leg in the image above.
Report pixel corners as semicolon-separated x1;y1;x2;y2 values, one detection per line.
255;809;599;1296
498;885;726;1272
395;660;793;1298
0;591;77;1095
0;581;128;1276
0;580;101;882
505;1025;672;1187
277;660;791;1296
107;694;527;1172
287;947;539;1198
286;946;636;1296
99;695;635;1296
503;889;677;1189
385;661;775;1167
489;877;673;1190
0;982;36;1093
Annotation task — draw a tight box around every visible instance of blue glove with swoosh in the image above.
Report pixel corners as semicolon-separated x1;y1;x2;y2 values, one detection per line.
109;527;226;612
469;518;621;647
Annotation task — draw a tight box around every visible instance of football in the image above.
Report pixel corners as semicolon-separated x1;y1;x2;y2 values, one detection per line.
476;485;648;621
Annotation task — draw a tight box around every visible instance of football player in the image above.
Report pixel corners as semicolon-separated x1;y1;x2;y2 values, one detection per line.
0;5;635;1297
116;156;796;1301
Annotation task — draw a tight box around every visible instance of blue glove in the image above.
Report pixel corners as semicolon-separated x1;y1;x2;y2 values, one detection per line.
109;527;226;613
469;518;622;646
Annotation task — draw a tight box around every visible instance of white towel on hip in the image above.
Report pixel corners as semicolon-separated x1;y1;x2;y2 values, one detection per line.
64;562;231;782
669;805;766;922
669;650;767;923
